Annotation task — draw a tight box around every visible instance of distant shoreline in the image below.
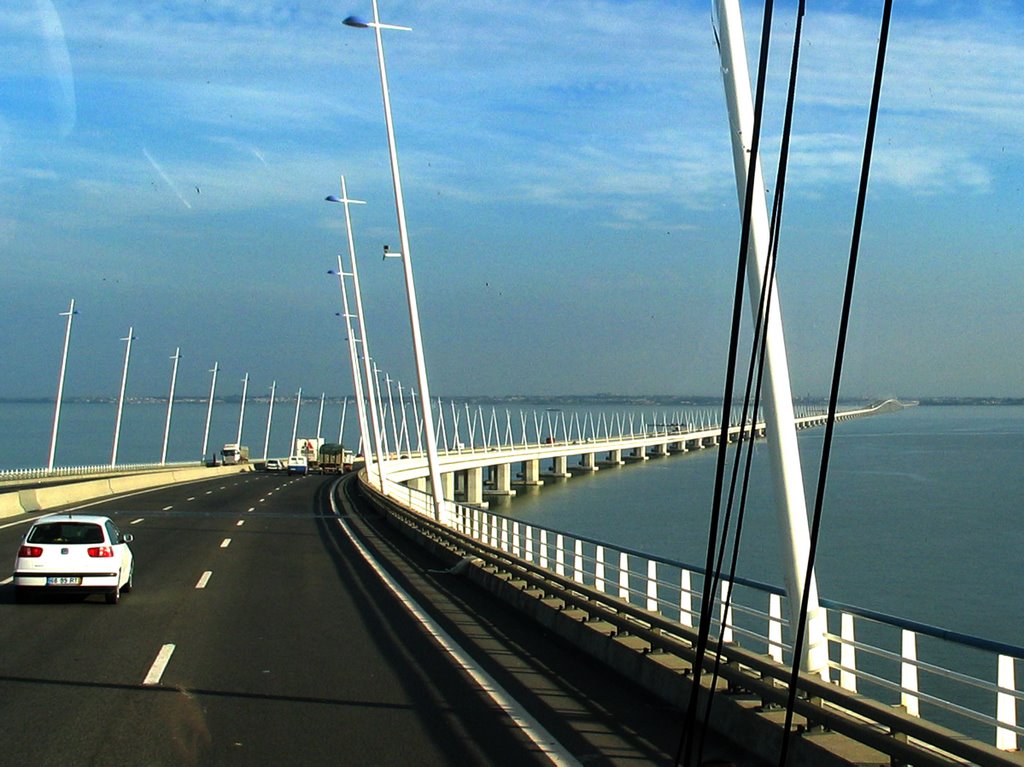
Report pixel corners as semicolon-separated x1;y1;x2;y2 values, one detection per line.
0;395;1020;407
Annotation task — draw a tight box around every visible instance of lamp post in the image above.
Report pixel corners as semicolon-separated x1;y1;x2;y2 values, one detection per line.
201;362;219;461
344;3;446;520
263;380;277;461
327;176;386;487
47;298;77;471
236;372;249;445
289;387;302;457
111;326;135;467
160;347;181;465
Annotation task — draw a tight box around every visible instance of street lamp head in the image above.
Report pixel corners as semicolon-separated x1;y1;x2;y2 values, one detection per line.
325;195;342;203
343;15;370;28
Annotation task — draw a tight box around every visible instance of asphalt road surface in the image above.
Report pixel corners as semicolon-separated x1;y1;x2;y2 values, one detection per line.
1;471;765;766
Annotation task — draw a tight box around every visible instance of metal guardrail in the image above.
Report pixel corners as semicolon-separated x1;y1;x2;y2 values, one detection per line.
376;476;1023;765
0;461;202;485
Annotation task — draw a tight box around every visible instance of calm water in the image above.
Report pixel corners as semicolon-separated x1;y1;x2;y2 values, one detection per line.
3;400;1021;644
487;405;1024;646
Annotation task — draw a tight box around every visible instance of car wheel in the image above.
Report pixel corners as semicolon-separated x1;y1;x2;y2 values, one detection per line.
106;583;120;605
123;565;134;593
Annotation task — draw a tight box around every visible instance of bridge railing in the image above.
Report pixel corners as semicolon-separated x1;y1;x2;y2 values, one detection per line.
0;461;202;484
377;476;1022;759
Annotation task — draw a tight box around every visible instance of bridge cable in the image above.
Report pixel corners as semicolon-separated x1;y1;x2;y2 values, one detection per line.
696;2;808;760
675;1;776;764
776;3;894;765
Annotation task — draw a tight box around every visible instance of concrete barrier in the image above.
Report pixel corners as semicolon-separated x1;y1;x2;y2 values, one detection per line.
0;464;251;520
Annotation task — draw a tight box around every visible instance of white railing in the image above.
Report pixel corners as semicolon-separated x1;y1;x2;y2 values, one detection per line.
377;476;1022;756
0;461;201;484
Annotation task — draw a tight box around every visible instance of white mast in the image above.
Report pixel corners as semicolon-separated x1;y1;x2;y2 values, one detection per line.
714;0;827;675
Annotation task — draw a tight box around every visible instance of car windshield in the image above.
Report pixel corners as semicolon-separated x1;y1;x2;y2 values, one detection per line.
28;522;104;545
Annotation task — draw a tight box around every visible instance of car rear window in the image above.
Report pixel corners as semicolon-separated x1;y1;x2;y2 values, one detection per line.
27;522;105;545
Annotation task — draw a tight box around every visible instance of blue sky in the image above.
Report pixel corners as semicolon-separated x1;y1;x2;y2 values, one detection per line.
1;0;1022;401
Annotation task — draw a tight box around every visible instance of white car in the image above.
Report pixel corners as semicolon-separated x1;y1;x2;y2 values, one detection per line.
14;514;134;604
265;458;283;472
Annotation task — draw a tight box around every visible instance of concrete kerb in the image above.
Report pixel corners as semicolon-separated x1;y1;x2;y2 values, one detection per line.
0;464;252;520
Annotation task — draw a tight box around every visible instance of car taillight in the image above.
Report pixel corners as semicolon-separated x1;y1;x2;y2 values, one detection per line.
87;546;114;558
18;545;43;558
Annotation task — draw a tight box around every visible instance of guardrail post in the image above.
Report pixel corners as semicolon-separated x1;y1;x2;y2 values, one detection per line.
769;593;784;663
901;629;920;717
571;539;582;584
619;552;630;603
595;545;606;593
525;525;534;563
539;530;549;569
997;654;1018;751
646;559;659;612
680;569;693;628
501;518;509;552
840;612;858;692
512;521;520;558
719;580;734;644
555;533;565;577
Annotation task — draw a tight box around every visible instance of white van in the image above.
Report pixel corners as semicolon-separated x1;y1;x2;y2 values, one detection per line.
286;456;308;475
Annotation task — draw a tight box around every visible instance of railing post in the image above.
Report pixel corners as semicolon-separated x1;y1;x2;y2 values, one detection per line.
720;579;734;644
512;521;520;558
840;612;858;692
500;517;509;552
646;559;659;612
539;529;549;569
573;539;584;584
680;569;693;628
555;533;565;577
769;593;784;664
595;545;606;593
525;525;534;563
901;629;920;717
619;552;630;602
997;654;1018;751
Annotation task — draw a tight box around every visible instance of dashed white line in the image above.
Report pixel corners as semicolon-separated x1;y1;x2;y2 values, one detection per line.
186;496;196;502
236;520;245;527
130;518;144;525
195;571;213;589
143;644;176;686
247;507;255;513
220;538;231;548
205;491;212;495
162;505;173;511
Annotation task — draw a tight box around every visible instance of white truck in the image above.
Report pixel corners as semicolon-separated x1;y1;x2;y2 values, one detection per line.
293;437;325;472
221;443;249;464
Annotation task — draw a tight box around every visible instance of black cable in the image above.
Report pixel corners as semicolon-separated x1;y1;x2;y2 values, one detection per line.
675;2;775;765
777;3;894;765
698;4;807;758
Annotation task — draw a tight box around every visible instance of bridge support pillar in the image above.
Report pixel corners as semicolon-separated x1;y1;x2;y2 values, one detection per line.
626;446;649;462
466;466;484;506
578;452;598;472
599;448;624;466
652;442;669;457
545;455;571;478
441;471;455;501
485;463;516;496
519;459;544;486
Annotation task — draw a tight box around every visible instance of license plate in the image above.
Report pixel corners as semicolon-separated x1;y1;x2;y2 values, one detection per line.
46;576;81;586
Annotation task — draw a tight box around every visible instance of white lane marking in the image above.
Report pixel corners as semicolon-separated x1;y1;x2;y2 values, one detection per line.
0;518;35;531
205;491;212;495
1;576;12;585
219;486;226;490
247;507;255;513
328;484;579;767
186;496;196;502
220;538;231;548
143;644;176;686
130;518;144;525
196;571;213;589
163;506;173;511
259;498;265;503
236;520;245;527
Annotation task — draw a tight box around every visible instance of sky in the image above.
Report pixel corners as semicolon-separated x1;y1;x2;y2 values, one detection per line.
1;0;1022;403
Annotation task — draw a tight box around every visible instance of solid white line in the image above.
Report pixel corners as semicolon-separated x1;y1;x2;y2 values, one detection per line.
236;520;244;527
143;644;176;686
130;518;144;525
328;484;579;767
195;571;212;589
220;538;231;548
